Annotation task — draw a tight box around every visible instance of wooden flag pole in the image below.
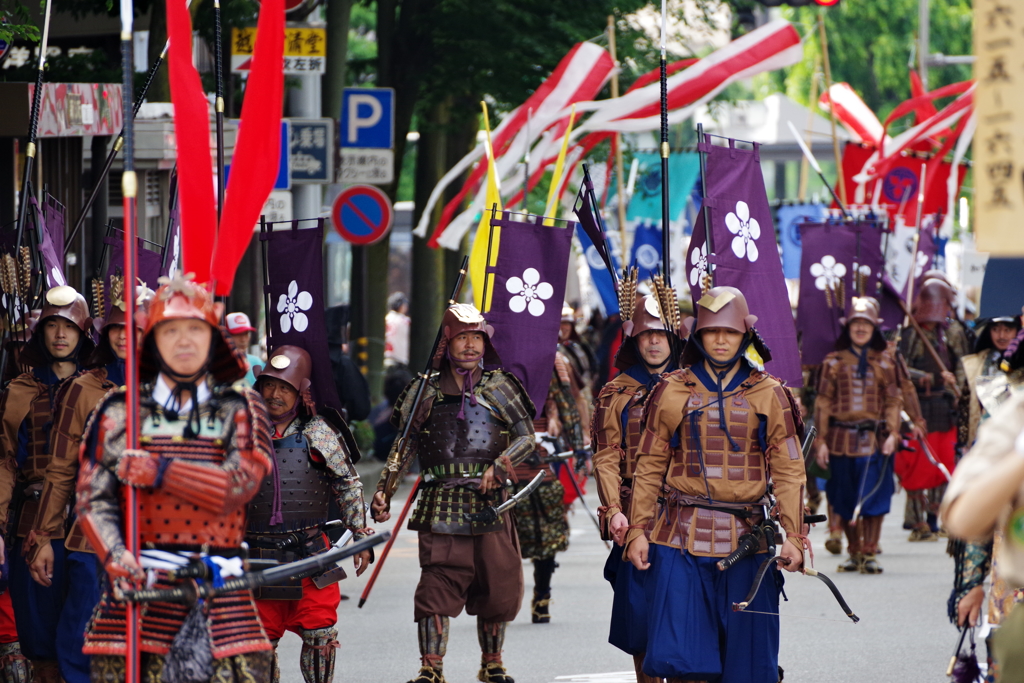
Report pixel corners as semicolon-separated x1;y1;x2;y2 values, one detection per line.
119;0;141;676
608;15;628;252
818;12;847;207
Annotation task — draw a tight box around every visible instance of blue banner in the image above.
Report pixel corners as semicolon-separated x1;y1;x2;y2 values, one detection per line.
577;223;621;316
629;220;662;281
776;204;828;279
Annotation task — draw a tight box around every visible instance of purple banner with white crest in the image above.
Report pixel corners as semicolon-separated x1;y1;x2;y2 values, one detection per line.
260;219;341;414
796;221;886;365
685;136;801;387
37;195;66;289
484;211;575;416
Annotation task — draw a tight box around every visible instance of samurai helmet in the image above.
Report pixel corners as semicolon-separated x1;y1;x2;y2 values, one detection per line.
561;303;576;324
256;345;312;394
679;287;772;369
137;272;246;383
913;278;954;325
837;296;887;352
40;286;92;333
432;303;501;370
20;286;95;368
87;278;154;367
254;345;316;414
614;293;675;370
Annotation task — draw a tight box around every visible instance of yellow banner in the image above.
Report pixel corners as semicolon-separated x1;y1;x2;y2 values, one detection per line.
974;0;1024;255
232;27;326;57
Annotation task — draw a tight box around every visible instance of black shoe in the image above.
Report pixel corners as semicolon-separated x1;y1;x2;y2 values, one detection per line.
478;662;514;683
531;592;551;624
408;666;446;683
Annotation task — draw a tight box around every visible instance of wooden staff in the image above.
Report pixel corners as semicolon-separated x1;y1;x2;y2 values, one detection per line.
118;0;141;676
818;12;846;207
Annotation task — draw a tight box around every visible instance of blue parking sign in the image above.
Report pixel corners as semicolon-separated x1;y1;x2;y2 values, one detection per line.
340;88;394;149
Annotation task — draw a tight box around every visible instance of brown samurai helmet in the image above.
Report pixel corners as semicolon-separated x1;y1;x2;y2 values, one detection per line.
913;278;954;325
254;345;316;415
683;286;758;337
614;294;674;370
432;303;501;369
837;297;887;351
19;286;96;368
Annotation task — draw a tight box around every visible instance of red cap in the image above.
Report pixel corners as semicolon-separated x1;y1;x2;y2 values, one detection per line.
226;312;256;334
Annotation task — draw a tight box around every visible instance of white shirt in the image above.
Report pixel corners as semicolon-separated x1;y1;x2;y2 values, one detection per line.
153;373;212;414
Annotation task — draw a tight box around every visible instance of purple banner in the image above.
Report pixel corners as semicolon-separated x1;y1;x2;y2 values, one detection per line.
685;136;801;387
796;221;887;365
260;219;342;414
105;234;163;307
484;212;575;416
31;195;66;289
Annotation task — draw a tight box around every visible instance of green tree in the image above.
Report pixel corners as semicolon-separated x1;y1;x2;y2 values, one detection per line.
771;3;972;125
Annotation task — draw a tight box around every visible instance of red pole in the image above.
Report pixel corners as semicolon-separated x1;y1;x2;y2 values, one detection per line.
358;478;420;608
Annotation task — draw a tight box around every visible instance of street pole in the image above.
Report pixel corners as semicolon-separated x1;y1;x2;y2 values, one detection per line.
918;0;929;89
608;15;628;251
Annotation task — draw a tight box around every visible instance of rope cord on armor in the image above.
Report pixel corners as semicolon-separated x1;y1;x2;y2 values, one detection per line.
446;346;482;420
851;343;870;379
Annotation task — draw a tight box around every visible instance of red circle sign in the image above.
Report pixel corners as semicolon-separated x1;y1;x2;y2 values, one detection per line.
331;185;395;246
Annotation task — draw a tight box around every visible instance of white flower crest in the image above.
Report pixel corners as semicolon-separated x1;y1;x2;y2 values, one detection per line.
506;267;553;317
914;251;930;278
809;255;847;291
277;280;313;333
724;200;761;262
689;242;709;287
49;266;66;287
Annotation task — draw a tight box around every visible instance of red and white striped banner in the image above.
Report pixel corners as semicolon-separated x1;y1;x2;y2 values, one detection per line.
424;19;804;250
819;82;887;148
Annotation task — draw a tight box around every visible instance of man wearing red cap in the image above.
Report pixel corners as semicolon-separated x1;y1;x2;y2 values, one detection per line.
625;286;806;683
76;274;275;681
0;285;95;682
593;289;680;683
814;297;902;574
248;344;372;683
226;311;264;385
371;303;535;683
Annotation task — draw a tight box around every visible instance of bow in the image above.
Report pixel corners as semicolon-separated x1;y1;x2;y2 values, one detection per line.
850;449;891;525
732;553;860;624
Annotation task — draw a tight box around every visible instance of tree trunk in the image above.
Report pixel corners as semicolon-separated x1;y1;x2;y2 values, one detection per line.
322;0;354;120
408;98;450;372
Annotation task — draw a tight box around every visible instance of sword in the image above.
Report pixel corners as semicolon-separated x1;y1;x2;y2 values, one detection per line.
118;532;387;605
464;471;546;524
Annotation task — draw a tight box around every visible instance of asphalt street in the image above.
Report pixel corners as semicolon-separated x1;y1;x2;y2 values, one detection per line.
278;467;958;683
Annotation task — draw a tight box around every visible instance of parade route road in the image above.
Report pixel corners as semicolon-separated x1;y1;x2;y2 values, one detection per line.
277;468;955;682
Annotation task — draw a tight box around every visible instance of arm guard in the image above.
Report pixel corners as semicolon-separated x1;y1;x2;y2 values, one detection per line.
306;417;369;537
377;376;437;500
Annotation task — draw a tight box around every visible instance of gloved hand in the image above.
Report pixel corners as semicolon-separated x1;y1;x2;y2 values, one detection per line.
116;449;169;489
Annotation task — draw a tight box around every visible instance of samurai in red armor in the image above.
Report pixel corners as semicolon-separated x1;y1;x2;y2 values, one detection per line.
593;290;679;683
813;297;902;574
0;285;95;683
371;303;536;683
76;275;275;682
625;287;806;683
247;345;373;683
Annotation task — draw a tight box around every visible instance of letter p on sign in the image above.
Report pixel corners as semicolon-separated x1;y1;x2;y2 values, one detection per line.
340;88;394;150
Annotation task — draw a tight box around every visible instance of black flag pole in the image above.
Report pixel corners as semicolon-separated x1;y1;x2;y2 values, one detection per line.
696;121;714;291
659;0;671;287
118;0;142;676
214;0;226;218
65;40;172;256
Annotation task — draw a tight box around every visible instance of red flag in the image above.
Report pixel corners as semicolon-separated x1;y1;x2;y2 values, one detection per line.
211;0;284;295
167;0;216;284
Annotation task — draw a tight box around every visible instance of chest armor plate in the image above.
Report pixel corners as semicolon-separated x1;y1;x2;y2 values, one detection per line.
130;432;245;549
621;394;647;479
417;400;508;476
23;390;54;481
676;388;764;485
247;433;331;533
834;361;882;417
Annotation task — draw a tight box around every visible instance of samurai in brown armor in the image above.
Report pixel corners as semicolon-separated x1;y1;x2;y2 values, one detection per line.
510;353;584;624
813;297;902;574
75;275;275;682
624;286;806;683
592;289;679;683
0;285;95;683
898;277;965;541
247;345;373;683
24;278;150;683
371;303;535;683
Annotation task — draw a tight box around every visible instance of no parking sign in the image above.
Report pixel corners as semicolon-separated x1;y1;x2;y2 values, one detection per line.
331;185;394;245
